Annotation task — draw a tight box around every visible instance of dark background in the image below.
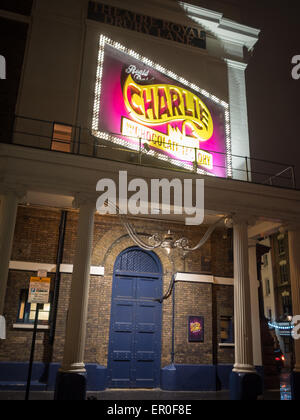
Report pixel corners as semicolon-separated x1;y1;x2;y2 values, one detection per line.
189;0;300;186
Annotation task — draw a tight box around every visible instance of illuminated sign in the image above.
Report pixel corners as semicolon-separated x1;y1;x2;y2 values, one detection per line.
124;75;214;141
92;35;232;177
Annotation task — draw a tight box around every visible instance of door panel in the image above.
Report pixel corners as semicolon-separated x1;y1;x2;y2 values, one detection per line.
136;276;159;300
114;276;135;299
108;248;162;388
109;299;135;388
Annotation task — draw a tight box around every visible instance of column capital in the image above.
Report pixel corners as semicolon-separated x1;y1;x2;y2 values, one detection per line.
248;239;258;248
226;214;256;227
72;193;96;210
0;184;27;201
225;58;248;71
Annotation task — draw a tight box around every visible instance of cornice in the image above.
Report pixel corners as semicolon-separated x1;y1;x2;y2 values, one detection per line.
179;1;260;50
87;0;260;51
178;2;223;24
225;58;248;71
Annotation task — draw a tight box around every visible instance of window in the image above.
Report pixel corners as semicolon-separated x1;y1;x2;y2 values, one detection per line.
279;262;289;285
51;123;72;153
220;316;234;344
277;234;286;255
265;278;271;296
263;254;268;267
17;289;51;325
267;308;272;320
281;290;292;315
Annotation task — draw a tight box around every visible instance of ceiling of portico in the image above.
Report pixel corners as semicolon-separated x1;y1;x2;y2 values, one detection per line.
23;191;284;240
23;190;226;226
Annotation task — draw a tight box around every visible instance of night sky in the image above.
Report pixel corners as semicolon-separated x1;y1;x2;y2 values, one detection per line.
230;0;300;187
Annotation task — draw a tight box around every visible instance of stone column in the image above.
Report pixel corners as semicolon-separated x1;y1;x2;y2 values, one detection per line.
288;227;300;400
248;240;263;368
0;188;25;315
230;216;262;400
55;195;95;400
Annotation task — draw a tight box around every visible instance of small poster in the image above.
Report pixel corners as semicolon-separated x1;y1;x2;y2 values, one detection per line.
188;316;204;343
28;277;51;304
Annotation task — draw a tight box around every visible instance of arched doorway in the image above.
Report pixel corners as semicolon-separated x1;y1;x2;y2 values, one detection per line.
107;247;163;388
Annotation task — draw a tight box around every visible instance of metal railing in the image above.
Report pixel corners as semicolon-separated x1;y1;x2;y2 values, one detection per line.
7;115;297;189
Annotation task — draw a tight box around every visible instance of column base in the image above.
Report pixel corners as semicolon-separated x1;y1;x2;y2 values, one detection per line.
291;371;300;400
230;371;263;400
54;371;87;400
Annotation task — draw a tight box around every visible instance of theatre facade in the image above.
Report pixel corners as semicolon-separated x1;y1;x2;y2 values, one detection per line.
1;0;300;400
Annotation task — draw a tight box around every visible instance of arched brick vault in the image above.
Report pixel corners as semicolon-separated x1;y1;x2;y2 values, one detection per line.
90;224;185;367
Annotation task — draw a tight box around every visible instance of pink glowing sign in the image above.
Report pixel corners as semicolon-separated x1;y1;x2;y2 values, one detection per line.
92;36;232;177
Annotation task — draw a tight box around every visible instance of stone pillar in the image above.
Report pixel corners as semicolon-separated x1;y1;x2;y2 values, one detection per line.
288;228;300;400
230;217;262;400
0;188;25;315
225;59;251;181
248;240;263;368
55;195;95;400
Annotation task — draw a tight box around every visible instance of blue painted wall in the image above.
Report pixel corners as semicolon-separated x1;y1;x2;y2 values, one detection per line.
0;362;263;392
0;362;107;391
161;364;234;391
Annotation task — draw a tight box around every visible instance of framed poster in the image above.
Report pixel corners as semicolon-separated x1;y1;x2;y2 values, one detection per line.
188;316;204;343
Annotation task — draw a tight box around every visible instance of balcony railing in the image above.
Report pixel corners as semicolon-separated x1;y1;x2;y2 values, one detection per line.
6;115;297;189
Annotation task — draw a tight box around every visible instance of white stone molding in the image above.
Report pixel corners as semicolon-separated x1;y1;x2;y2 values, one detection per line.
13;324;50;331
225;59;248;71
8;261;105;276
174;272;233;285
179;1;260;52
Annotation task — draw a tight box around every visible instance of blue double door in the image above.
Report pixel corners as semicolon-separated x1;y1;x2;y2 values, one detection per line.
108;248;162;388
